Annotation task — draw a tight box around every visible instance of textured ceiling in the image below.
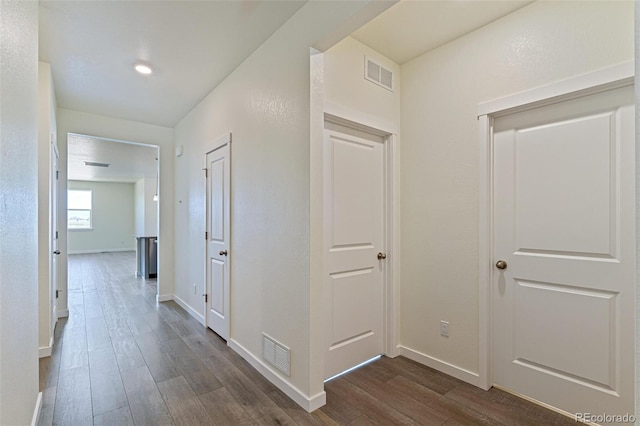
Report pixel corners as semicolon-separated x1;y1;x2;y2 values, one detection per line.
39;1;306;127
68;134;158;183
352;0;533;65
44;0;535;178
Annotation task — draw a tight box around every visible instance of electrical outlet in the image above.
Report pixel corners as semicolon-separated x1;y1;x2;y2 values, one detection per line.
440;320;449;337
193;284;197;294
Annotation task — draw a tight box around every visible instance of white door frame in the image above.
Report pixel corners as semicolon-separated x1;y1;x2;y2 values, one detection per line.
51;140;59;336
203;132;232;338
322;112;400;360
477;61;634;390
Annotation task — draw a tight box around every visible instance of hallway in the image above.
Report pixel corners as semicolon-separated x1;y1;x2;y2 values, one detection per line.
38;252;575;425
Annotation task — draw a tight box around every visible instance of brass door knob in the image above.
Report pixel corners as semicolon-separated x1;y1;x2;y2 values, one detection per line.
377;252;387;260
495;260;507;270
219;250;228;256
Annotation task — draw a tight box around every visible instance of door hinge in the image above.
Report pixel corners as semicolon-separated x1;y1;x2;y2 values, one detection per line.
204;294;208;303
202;167;208;178
55;290;59;299
56;170;59;180
55;231;58;240
205;231;208;240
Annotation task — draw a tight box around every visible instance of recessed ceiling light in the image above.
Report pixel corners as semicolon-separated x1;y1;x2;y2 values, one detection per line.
134;63;152;75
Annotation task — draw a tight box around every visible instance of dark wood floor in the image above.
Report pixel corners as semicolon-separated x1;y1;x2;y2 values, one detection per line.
38;252;575;426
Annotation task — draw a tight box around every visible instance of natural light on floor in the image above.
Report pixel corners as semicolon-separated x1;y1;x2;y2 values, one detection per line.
324;355;382;383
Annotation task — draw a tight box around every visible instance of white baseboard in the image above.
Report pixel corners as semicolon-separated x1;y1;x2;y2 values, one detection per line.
31;392;43;426
493;385;578;423
398;345;480;387
38;336;55;358
57;309;69;318
68;248;134;255
229;338;326;412
173;294;205;326
156;294;173;303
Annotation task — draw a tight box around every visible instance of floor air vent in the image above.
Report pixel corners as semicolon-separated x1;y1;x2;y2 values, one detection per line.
365;56;393;92
263;333;290;376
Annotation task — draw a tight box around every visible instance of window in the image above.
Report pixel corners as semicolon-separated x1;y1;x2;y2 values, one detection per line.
68;189;92;230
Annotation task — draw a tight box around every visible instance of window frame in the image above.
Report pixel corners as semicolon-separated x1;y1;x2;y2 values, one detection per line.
68;189;93;231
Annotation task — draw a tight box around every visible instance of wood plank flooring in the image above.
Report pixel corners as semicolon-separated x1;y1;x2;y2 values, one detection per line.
38;252;575;425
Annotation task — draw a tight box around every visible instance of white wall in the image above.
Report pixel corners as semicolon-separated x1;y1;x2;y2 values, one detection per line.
324;36;401;133
56;109;174;311
144;178;158;236
0;1;40;424
135;178;145;235
134;177;158;237
173;0;396;409
635;3;640;420
68;180;135;253
37;62;58;356
400;1;633;378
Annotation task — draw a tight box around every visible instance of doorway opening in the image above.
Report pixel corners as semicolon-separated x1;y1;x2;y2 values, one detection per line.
65;133;160;303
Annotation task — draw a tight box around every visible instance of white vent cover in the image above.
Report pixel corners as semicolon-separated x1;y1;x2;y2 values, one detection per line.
365;56;393;92
262;333;290;376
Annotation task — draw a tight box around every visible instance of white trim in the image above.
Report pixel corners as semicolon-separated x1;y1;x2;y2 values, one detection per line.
57;309;69;318
493;385;579;423
205;132;232;155
156;294;173;303
38;336;55;358
477;114;492;391
478;61;633;117
173;294;205;326
398;345;480;387
384;133;401;358
31;392;43;426
477;66;634;392
325;101;400;135
229;338;326;412
67;248;134;255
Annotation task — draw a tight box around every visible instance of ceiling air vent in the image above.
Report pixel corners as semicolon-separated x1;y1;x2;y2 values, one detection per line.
84;161;110;168
365;56;393;92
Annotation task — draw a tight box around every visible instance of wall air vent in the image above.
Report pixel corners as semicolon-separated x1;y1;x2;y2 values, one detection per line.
365;56;393;92
84;161;110;168
262;333;290;376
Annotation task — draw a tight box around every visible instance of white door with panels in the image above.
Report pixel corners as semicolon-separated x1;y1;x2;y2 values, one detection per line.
492;84;634;418
324;120;386;379
205;140;231;340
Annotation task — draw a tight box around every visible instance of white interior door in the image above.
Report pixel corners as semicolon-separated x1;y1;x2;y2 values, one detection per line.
324;120;386;379
51;141;59;333
205;142;231;340
492;84;635;418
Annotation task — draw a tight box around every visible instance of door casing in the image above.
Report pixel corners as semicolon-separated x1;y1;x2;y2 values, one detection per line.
477;61;635;393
